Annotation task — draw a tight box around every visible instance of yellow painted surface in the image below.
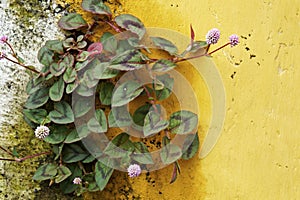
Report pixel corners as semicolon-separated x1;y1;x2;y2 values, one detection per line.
62;0;300;199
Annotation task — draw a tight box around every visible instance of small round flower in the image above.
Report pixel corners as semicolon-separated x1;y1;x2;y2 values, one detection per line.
127;164;141;178
73;177;82;185
34;125;50;139
229;34;239;47
0;35;8;43
206;28;220;45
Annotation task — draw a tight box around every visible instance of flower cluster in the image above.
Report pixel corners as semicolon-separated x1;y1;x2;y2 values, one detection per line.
73;177;82;185
127;164;142;178
229;34;239;47
34;125;50;139
0;35;8;43
206;28;220;45
205;28;239;48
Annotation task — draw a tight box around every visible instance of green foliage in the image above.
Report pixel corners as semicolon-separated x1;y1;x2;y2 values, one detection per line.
19;0;204;196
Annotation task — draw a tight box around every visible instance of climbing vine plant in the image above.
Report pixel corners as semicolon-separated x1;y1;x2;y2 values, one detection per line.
0;0;238;196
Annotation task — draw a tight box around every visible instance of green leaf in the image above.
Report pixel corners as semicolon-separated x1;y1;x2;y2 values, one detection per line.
151;37;178;55
64;129;80;144
23;109;48;124
185;41;208;54
115;14;145;40
75;81;94;96
104;132;134;158
152;59;177;72
168;110;198;134
143;105;169;137
50;54;74;76
50;63;64;77
100;32;117;53
99;82;114;105
73;97;93;118
44;125;69;144
49;101;74;124
33;163;58;181
24;87;49;109
60;165;82;194
132;104;151;126
75;60;90;71
111;80;143;107
95;160;114;191
81;0;112;16
63;66;77;83
26;77;43;95
64;125;90;143
55;165;72;183
45;40;64;54
53;143;64;160
88;109;107;133
76;51;90;62
109;49;147;71
108;106;132;127
160;137;182;165
155;74;174;101
82;68;99;88
66;82;79;94
181;133;199;160
116;39;134;54
37;46;54;66
132;142;153;164
49;77;65;101
58;13;88;30
62;144;89;163
93;61;119;79
82;155;95;163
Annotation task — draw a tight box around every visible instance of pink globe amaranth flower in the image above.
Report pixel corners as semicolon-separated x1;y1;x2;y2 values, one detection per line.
73;177;82;185
34;125;50;139
206;28;220;45
229;34;239;47
127;164;141;178
0;35;8;43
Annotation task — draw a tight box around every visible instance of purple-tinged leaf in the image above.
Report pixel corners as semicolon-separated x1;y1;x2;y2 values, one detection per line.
152;59;177;72
58;13;88;30
82;0;112;16
115;14;146;40
150;37;178;55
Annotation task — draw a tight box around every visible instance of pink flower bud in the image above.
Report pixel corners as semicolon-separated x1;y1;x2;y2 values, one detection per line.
206;28;220;45
229;34;239;47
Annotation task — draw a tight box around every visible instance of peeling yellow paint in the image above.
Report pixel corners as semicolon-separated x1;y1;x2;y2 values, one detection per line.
60;0;300;199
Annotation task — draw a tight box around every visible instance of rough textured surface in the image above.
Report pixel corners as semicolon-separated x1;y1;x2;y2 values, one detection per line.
0;0;74;199
1;0;299;199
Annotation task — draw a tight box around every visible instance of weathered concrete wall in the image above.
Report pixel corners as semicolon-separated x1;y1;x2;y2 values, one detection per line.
0;0;72;199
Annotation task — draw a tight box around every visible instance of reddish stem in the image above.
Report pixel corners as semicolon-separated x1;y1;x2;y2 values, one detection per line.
4;56;40;74
0;145;14;157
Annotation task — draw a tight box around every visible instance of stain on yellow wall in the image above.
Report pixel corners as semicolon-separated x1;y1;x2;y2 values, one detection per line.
61;0;300;199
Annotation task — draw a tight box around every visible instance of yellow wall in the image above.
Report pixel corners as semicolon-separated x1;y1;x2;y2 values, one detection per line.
63;0;300;199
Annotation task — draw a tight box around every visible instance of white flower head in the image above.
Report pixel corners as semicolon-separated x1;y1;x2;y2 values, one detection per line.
34;125;50;139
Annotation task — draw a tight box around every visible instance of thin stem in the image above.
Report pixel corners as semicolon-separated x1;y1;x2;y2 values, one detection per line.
0;158;16;161
5;41;16;57
4;56;40;74
207;43;230;55
105;20;121;33
175;42;230;63
0;145;14;157
15;151;51;162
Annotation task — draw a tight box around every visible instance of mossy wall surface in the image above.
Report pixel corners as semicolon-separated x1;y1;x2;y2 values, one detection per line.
0;0;299;199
